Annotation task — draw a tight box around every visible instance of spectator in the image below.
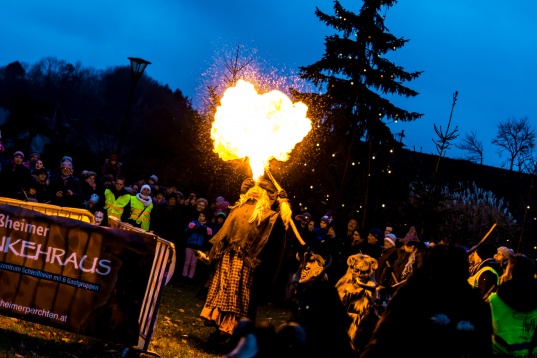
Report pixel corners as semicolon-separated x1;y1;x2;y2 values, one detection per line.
147;174;159;195
151;192;182;243
313;215;331;243
32;159;49;179
488;254;537;356
468;243;503;299
363;228;383;260
25;151;40;172
81;170;98;203
103;176;131;221
348;229;367;256
182;210;212;281
0;151;33;200
84;193;100;213
29;168;51;203
375;234;399;303
212;211;227;236
127;184;153;231
101;152;122;179
376;233;398;286
48;161;83;208
93;210;107;226
212;195;230;223
494;245;514;273
152;188;166;207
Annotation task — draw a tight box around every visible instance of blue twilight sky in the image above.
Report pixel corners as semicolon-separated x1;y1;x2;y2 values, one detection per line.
1;0;536;169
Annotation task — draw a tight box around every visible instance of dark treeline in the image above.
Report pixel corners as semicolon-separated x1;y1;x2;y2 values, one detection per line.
0;57;535;256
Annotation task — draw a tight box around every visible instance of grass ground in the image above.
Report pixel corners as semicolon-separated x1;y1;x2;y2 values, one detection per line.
0;276;291;358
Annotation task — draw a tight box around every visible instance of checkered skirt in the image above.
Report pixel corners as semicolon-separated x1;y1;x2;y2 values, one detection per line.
204;250;254;317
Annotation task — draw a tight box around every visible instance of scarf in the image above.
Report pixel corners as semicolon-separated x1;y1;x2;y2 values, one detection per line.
136;193;152;206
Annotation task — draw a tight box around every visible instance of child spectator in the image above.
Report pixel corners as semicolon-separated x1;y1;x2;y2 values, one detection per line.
182;210;212;281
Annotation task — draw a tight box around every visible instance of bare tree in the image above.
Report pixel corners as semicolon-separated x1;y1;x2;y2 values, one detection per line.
492;116;536;172
432;91;459;178
456;131;484;165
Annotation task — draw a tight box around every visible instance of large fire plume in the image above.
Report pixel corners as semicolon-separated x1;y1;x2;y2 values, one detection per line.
211;80;312;178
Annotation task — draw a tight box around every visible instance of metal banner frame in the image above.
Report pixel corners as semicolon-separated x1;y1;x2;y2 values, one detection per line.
0;198;176;357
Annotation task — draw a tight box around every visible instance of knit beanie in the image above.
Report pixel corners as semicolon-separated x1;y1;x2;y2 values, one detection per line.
29;151;40;160
149;175;158;183
13;151;24;159
61;156;73;164
216;196;225;205
384;233;396;247
196;198;209;208
320;215;333;226
369;228;383;241
497;246;514;258
141;184;151;194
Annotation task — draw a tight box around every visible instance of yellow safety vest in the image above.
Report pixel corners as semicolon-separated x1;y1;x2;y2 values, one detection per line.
129;196;152;231
468;265;500;288
489;292;537;356
104;189;131;219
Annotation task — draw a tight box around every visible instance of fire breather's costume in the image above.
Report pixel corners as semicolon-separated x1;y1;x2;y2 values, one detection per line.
200;180;287;335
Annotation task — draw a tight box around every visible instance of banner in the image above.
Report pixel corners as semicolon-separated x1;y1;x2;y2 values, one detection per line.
0;204;157;345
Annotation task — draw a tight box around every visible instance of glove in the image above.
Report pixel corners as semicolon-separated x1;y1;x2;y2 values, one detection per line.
188;222;196;229
207;227;213;236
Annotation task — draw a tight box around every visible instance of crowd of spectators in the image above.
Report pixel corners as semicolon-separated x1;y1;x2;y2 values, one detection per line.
1;149;534;357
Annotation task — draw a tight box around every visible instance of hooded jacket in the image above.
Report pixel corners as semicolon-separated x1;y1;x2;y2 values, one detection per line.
488;278;537;356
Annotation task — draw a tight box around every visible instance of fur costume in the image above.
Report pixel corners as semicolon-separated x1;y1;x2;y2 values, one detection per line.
336;253;379;352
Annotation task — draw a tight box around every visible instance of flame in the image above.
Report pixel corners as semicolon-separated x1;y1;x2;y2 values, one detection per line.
211;80;312;178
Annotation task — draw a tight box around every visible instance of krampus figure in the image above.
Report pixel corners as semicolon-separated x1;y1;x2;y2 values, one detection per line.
336;253;379;352
287;251;356;357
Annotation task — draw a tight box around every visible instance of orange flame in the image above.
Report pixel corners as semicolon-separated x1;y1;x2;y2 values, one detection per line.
211;80;312;178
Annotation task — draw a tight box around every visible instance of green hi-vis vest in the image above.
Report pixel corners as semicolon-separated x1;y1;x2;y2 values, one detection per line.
488;292;537;357
103;189;131;219
468;265;500;288
129;197;152;231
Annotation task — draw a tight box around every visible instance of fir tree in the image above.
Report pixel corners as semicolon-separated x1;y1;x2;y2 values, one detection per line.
291;0;422;216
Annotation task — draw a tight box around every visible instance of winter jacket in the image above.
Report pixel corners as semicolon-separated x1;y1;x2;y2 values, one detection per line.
488;278;537;356
184;220;211;250
48;174;83;208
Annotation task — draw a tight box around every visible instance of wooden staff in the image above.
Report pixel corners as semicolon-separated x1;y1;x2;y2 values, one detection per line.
386;261;398;284
264;167;306;246
466;223;497;254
